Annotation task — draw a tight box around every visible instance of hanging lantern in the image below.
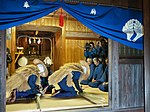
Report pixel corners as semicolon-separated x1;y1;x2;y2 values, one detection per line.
59;8;64;27
37;39;41;44
29;38;31;44
33;38;36;43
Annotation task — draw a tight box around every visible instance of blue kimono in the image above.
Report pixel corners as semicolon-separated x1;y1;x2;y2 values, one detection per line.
80;63;95;85
98;66;108;92
88;63;104;88
53;71;83;98
16;74;40;99
97;65;108;83
40;67;54;94
98;83;108;92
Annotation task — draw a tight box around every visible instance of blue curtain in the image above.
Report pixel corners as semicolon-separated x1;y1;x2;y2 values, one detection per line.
62;2;143;50
0;0;60;30
0;1;143;50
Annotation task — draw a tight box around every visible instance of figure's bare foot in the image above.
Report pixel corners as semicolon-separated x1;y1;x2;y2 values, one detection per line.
7;89;16;103
50;88;56;96
10;89;16;102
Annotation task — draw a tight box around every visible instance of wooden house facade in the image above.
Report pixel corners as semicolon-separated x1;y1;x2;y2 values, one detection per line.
0;0;149;112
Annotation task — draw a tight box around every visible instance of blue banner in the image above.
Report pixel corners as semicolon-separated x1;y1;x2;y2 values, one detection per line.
62;3;143;50
0;1;143;49
0;0;60;30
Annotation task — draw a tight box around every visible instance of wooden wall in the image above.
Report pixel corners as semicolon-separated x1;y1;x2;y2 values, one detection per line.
64;19;100;64
109;40;144;110
65;38;99;63
118;63;143;108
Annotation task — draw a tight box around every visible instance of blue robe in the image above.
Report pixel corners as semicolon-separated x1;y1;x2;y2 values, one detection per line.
97;65;108;83
53;71;83;98
16;74;39;99
98;66;108;92
40;67;54;94
98;83;108;92
88;63;104;88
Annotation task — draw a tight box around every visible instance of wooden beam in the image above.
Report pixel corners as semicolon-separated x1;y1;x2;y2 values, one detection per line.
66;32;100;39
143;0;150;111
66;37;100;40
63;0;142;9
43;0;142;9
17;25;62;33
119;59;143;64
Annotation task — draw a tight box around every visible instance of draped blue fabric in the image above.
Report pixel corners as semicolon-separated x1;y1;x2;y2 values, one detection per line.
62;3;143;50
0;0;60;30
0;1;143;49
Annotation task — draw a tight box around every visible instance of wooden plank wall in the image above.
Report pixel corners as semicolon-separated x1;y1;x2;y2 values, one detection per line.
109;40;144;110
118;63;144;108
65;38;99;63
118;44;144;109
65;19;100;64
0;30;6;112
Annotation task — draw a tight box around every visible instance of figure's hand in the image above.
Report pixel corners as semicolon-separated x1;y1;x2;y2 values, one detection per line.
42;86;49;94
6;89;17;103
36;85;43;91
92;79;96;82
78;90;84;95
80;90;83;93
80;86;84;90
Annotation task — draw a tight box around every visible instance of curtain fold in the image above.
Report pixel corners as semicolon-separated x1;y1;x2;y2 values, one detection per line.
0;0;60;30
0;1;143;50
62;2;143;50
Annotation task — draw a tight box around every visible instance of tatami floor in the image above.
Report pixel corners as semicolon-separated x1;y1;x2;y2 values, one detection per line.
6;85;108;112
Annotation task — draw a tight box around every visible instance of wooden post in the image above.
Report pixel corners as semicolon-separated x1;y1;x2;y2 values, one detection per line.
0;30;6;112
143;0;150;111
108;39;119;109
62;15;66;65
10;27;16;74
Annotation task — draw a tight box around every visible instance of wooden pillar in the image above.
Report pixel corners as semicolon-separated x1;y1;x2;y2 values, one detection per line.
108;39;119;109
62;16;66;65
10;27;16;74
143;0;150;111
0;30;6;112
